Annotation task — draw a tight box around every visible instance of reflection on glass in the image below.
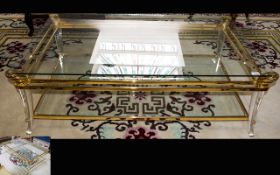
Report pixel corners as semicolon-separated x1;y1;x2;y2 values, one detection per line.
89;22;185;75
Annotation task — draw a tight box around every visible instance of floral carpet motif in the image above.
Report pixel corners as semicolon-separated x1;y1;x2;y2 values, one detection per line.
0;39;83;72
234;20;280;30
194;38;280;69
71;120;211;139
0;18;47;29
0;40;36;71
1;15;280;139
66;91;215;116
66;90;215;139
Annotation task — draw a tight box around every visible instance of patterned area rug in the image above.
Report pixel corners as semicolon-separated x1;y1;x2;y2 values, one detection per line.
0;14;280;139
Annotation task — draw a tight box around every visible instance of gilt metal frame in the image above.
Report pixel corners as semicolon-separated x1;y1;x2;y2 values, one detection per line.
5;14;279;137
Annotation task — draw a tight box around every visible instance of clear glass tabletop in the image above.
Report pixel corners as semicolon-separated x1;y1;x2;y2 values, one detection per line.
9;14;274;84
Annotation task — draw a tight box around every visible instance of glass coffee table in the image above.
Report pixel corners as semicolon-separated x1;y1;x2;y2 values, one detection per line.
5;14;279;137
0;138;49;175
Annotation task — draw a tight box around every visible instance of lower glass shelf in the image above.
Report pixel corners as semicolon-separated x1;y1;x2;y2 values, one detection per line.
33;90;248;121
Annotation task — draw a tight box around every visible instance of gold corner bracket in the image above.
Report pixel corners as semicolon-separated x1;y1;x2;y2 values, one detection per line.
5;70;31;88
256;71;279;89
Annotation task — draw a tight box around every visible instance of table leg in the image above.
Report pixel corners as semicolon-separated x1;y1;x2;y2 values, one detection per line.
245;13;251;24
188;13;194;21
248;91;265;137
18;89;33;135
215;25;225;72
55;28;64;70
24;13;34;37
230;13;238;28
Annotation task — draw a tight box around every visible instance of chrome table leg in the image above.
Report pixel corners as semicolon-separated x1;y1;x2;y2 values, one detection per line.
18;89;33;135
248;91;265;137
214;24;225;72
55;28;64;72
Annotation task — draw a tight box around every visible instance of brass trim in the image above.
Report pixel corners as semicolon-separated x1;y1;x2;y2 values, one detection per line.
224;26;261;74
17;86;269;92
28;79;256;85
27;27;58;74
21;24;55;72
256;71;279;88
33;115;248;121
9;68;275;91
6;18;278;92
